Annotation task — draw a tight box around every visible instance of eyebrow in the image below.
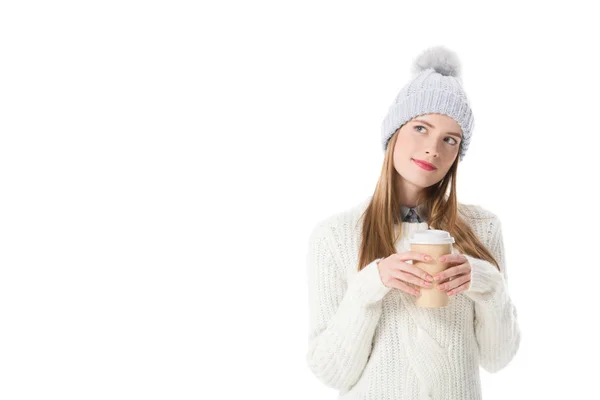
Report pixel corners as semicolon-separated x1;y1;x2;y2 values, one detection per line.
413;119;462;139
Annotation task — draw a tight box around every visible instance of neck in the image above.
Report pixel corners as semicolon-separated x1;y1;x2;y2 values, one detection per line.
396;177;425;208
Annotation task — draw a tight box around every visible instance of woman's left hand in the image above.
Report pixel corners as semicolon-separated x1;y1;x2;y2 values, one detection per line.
432;253;472;296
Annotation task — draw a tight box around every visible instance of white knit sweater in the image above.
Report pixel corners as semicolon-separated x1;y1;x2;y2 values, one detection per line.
305;197;521;400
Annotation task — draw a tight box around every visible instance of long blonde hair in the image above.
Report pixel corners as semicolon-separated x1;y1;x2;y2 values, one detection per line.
356;128;500;272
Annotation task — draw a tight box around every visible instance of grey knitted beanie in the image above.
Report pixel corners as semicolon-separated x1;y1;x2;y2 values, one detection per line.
381;45;474;162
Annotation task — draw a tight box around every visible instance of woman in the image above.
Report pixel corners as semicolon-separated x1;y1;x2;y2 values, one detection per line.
305;46;521;400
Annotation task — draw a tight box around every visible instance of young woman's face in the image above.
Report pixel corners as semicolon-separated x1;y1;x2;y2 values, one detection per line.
393;113;463;189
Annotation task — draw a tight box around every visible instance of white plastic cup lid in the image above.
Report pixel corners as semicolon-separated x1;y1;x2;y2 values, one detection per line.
409;229;455;245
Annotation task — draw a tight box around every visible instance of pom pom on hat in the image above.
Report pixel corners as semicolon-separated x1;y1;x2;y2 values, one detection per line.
410;45;461;78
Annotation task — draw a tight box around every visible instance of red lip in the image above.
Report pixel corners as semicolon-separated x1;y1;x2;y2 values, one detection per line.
412;158;437;171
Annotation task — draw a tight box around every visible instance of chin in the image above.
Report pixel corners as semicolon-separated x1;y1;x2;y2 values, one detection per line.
411;172;442;187
416;179;436;189
403;175;428;189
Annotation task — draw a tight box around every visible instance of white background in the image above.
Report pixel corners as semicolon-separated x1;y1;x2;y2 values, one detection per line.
1;1;599;399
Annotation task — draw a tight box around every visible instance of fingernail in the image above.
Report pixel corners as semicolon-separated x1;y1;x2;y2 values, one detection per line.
424;256;431;261
434;276;440;281
439;257;445;262
426;276;433;282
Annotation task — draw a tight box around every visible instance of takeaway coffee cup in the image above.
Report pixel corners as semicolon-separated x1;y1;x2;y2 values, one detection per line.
409;230;455;308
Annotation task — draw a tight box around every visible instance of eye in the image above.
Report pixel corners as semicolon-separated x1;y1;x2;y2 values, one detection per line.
445;137;459;146
415;125;459;146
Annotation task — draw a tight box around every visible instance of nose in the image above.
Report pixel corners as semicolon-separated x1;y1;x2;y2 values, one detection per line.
424;141;441;157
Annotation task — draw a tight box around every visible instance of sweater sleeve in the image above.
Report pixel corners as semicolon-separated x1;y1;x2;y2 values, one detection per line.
463;217;521;373
305;223;391;391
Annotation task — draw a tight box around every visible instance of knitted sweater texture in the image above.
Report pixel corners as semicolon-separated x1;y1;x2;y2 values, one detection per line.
305;197;521;400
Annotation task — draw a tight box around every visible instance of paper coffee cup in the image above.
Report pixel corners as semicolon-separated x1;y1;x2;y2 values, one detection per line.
409;230;455;308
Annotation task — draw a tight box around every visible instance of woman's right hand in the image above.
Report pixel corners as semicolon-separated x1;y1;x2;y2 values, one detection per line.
377;251;435;296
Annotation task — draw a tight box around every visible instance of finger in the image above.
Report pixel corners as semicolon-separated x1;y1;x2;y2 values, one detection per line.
395;251;432;263
438;253;467;264
388;278;421;296
438;273;470;292
433;262;470;282
446;280;470;296
394;270;432;288
394;259;434;282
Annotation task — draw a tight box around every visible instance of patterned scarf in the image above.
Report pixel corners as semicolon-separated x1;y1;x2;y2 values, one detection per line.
402;207;424;223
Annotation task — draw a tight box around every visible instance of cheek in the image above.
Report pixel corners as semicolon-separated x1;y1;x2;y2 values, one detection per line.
393;145;409;162
394;139;416;159
437;161;455;177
